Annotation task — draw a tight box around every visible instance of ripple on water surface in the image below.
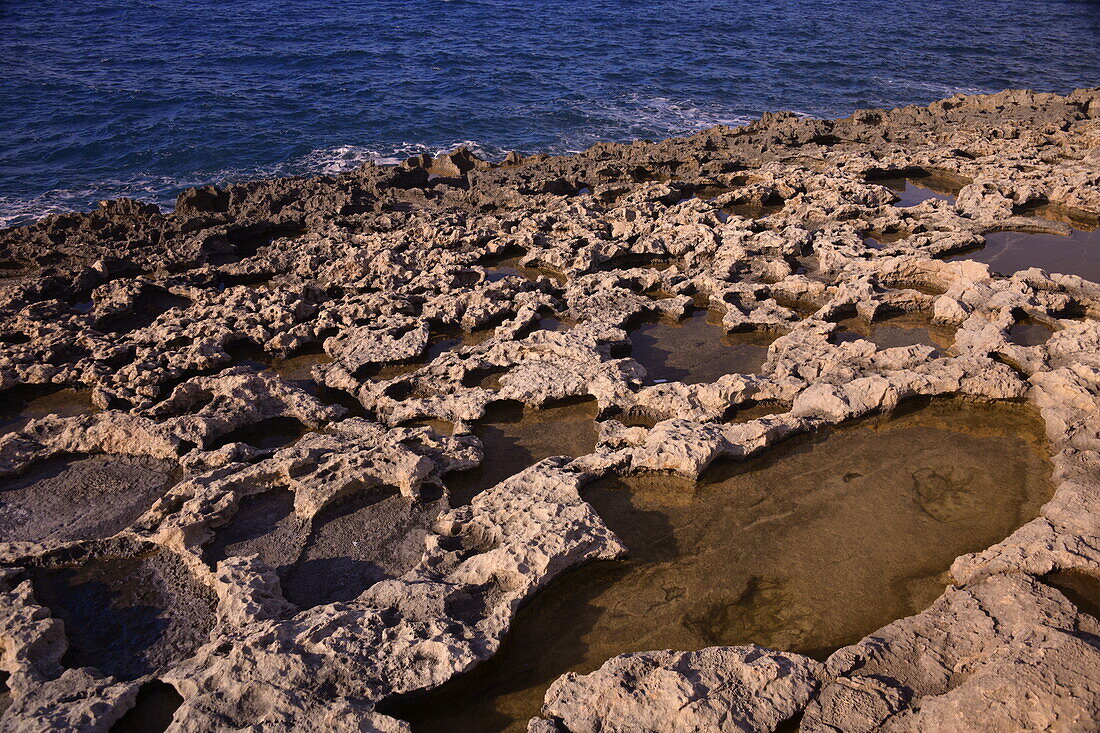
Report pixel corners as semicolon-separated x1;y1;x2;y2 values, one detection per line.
395;400;1052;732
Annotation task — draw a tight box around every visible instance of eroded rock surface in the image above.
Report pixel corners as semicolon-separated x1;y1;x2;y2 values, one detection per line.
1;88;1099;731
534;646;824;733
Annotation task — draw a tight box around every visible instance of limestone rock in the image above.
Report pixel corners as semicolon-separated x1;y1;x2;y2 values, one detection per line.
532;645;823;733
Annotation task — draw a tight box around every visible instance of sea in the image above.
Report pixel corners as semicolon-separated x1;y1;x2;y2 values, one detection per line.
1;0;1098;225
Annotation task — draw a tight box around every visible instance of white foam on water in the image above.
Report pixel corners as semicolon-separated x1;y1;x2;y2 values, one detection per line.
0;140;514;226
232;139;508;179
869;76;993;98
0;174;193;228
551;93;755;154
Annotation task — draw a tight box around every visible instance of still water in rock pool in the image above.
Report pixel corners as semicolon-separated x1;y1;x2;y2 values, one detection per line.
877;173;963;207
396;400;1052;732
629;309;775;384
444;400;599;506
832;313;956;352
947;224;1100;283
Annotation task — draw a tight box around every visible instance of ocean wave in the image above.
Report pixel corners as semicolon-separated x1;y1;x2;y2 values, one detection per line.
3;0;1097;229
0;174;207;228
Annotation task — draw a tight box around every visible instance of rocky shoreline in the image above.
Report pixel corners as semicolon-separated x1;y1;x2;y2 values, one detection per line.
1;88;1099;731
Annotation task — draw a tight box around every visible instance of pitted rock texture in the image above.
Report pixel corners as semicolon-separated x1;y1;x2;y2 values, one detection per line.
532;646;824;733
802;573;1100;732
1;88;1099;731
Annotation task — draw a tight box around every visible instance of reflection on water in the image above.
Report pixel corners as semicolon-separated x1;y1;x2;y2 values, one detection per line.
863;228;912;248
947;226;1100;282
877;174;963;207
486;256;568;285
1023;203;1100;232
832;313;955;352
629;310;775;384
1008;319;1054;347
397;400;1052;733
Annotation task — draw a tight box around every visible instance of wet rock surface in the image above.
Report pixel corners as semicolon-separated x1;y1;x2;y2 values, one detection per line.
23;542;217;681
2;88;1100;731
0;454;179;544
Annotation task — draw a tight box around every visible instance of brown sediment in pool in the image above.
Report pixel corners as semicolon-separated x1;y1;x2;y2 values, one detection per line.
600;253;679;271
0;386;100;437
832;312;955;352
862;228;911;248
485;256;568;285
370;360;428;381
946;226;1100;282
431;325;499;354
628;309;775;384
397;400;1053;733
1008;319;1055;346
263;349;367;417
409;418;456;436
0;454;180;543
443;400;599;506
204;486;442;610
269;349;334;385
23;543;217;681
725;200;786;220
771;294;822;318
727;399;789;422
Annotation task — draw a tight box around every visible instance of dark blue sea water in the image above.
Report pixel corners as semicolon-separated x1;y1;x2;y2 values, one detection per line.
1;0;1098;225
